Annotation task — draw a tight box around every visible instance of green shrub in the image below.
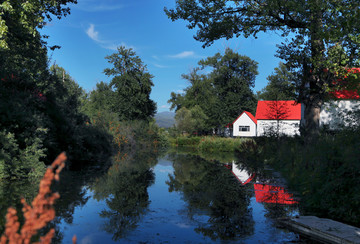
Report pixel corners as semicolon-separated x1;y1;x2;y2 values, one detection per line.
0;129;46;181
198;137;247;152
170;136;252;153
173;136;202;147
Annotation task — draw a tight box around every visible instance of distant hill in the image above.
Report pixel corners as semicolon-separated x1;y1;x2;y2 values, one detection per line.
155;111;175;128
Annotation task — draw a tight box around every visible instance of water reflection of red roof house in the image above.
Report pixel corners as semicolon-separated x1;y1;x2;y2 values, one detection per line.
254;184;298;205
224;164;298;205
227;162;256;185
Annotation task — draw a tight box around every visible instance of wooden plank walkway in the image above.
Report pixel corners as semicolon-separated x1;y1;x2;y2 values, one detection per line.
278;216;360;243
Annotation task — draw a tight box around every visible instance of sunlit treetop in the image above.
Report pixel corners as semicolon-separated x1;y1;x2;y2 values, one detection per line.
0;0;77;49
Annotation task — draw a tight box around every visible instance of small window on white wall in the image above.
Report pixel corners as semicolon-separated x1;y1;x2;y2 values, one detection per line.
239;126;250;131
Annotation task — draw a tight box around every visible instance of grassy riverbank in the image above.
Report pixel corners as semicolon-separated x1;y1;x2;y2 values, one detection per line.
237;130;360;227
169;136;251;153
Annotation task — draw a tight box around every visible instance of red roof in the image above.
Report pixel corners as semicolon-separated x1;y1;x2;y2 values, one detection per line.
232;111;257;125
330;90;360;99
330;68;360;99
255;101;301;120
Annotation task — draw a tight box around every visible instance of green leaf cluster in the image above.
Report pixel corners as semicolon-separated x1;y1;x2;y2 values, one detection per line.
0;129;46;180
257;62;297;101
102;46;157;121
169;48;257;133
175;105;208;135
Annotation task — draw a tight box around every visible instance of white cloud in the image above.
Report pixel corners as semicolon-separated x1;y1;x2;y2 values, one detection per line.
75;0;124;12
152;55;160;61
86;24;100;42
86;4;124;12
153;63;168;69
85;24;134;51
169;51;195;59
160;105;170;109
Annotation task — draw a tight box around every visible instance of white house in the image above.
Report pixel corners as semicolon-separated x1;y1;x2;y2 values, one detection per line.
256;101;304;136
320;89;360;129
319;68;360;129
232;111;257;137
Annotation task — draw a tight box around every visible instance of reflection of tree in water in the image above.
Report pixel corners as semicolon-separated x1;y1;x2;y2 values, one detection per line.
50;169;93;243
0;167;95;243
234;146;300;220
0;180;39;235
166;153;254;241
262;202;298;219
91;151;157;241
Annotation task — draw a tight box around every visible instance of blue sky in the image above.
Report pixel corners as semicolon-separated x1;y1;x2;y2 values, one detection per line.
42;0;284;112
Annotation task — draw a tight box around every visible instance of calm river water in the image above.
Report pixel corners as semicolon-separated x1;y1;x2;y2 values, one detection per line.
0;150;315;243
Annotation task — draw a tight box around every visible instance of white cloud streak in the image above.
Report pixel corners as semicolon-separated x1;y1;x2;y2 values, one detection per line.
75;0;124;12
153;63;168;69
169;51;195;59
160;105;170;109
85;24;134;51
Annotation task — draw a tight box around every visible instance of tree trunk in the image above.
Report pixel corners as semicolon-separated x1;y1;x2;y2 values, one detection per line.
304;96;322;137
303;1;324;138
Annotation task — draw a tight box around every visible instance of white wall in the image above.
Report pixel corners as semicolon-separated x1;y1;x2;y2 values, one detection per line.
233;113;257;137
320;100;360;129
257;120;300;136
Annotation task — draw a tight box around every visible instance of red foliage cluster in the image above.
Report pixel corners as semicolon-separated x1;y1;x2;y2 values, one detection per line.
0;153;76;244
109;123;129;148
114;151;128;163
0;74;17;82
32;90;47;102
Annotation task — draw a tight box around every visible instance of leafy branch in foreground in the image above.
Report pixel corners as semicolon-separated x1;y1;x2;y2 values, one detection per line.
0;152;76;244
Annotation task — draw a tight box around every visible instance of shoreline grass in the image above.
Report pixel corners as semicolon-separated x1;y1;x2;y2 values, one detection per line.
169;136;253;153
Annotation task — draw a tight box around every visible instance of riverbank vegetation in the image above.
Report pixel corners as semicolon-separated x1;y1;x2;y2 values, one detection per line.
169;136;250;153
235;128;360;227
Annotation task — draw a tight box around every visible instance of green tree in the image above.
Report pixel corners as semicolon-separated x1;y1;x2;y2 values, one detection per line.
175;105;208;135
82;81;115;120
199;48;257;127
169;67;217;130
165;0;360;136
169;68;215;112
0;0;77;83
257;62;296;101
175;107;193;134
169;49;257;132
104;46;157;121
0;0;77;49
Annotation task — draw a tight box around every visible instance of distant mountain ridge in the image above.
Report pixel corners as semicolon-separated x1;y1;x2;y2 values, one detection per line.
155;111;175;128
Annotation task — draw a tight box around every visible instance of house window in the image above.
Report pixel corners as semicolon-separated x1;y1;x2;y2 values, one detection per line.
239;126;250;132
